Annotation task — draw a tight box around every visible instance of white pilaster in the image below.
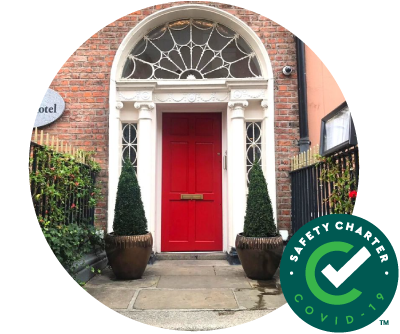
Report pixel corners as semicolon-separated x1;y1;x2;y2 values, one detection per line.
227;100;248;249
107;100;123;233
134;102;155;235
261;99;278;226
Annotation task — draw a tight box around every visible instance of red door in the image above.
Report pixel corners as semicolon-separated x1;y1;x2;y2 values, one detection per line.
162;113;222;251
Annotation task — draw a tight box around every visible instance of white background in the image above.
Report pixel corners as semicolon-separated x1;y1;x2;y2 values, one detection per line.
0;0;398;333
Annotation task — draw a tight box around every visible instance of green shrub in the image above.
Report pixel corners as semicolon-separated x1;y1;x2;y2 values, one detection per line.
243;162;278;237
30;145;104;283
41;221;104;276
113;160;148;236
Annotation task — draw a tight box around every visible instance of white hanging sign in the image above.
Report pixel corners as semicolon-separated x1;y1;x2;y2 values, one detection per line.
34;88;65;127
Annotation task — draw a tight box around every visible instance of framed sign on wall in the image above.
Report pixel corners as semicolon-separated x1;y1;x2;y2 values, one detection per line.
319;102;357;156
34;88;65;128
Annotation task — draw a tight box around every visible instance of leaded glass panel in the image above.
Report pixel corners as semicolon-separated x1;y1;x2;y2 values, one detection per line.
246;121;262;182
122;123;138;171
122;18;262;80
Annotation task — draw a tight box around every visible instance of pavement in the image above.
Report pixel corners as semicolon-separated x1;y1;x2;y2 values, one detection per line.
84;259;285;330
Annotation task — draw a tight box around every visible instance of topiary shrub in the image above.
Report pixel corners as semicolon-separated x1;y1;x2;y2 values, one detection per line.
113;160;148;236
243;161;278;237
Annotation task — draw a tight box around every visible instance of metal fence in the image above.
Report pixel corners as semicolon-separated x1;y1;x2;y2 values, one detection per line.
289;145;359;234
29;129;97;226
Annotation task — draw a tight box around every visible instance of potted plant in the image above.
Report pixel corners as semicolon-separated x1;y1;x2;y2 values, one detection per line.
235;162;283;280
105;161;153;279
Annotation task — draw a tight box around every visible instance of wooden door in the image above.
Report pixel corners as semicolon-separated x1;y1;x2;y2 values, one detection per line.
162;113;222;251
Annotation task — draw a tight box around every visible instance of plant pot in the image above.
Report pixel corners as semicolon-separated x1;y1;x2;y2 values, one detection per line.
235;233;283;280
105;232;153;279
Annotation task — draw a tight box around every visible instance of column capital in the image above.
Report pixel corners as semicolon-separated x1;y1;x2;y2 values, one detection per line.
261;99;269;118
228;100;248;110
134;102;155;111
261;99;268;109
228;100;248;119
115;101;124;110
135;102;155;120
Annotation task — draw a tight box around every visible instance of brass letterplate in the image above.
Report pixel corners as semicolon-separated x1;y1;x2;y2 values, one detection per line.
181;194;204;200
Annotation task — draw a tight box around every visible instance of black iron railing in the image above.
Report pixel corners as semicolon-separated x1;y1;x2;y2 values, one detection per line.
290;146;359;234
29;141;96;226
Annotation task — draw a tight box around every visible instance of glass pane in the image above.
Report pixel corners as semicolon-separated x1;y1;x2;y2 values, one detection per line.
236;36;253;54
180;46;191;68
148;25;167;40
250;58;261;77
154;68;179;79
169;50;185;71
192;46;203;68
131;60;153;79
202;57;223;74
216;24;235;38
160;58;179;72
153;30;174;51
197;50;214;71
208;29;230;50
221;40;245;62
121;58;135;79
169;19;190;30
131;39;146;56
192;19;213;30
192;25;212;45
203;67;229;79
230;57;253;78
136;42;161;64
171;25;190;45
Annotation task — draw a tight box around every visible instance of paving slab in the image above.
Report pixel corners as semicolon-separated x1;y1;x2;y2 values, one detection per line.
214;265;246;276
143;266;215;276
234;288;286;310
117;309;274;330
153;260;230;267
157;275;251;289
85;268;159;289
85;287;136;309
247;278;278;292
134;289;237;310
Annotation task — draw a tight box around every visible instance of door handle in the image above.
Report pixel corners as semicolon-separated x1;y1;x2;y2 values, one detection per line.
180;194;204;200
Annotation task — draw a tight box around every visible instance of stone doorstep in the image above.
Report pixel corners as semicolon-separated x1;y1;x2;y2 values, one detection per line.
155;252;227;261
152;259;231;267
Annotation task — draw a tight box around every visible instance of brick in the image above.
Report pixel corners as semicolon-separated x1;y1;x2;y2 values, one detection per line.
44;1;300;232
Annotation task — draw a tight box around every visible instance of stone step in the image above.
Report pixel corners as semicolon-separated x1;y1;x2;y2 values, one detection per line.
156;252;227;261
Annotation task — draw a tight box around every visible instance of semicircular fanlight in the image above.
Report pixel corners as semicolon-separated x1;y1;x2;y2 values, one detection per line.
121;18;262;80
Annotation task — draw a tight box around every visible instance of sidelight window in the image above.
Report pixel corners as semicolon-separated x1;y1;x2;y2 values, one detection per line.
246;121;262;182
121;123;138;171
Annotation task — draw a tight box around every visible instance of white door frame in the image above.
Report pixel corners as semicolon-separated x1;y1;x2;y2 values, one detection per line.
108;5;277;253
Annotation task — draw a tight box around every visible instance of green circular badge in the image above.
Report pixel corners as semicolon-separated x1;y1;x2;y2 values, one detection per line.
280;215;398;332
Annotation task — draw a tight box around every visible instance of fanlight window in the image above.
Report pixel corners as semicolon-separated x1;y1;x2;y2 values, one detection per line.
122;19;262;80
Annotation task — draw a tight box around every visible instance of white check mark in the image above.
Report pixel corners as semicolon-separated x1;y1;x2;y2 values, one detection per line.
321;246;371;288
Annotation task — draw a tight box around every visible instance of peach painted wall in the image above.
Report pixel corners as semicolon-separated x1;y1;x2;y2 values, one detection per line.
305;46;345;147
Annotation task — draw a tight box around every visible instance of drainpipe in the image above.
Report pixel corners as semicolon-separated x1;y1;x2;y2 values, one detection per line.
295;37;310;152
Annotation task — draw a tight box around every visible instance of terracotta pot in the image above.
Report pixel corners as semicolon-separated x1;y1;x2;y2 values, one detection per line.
105;232;153;279
235;233;283;280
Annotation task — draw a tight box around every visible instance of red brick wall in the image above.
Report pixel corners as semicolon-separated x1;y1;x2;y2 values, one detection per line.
42;1;300;233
